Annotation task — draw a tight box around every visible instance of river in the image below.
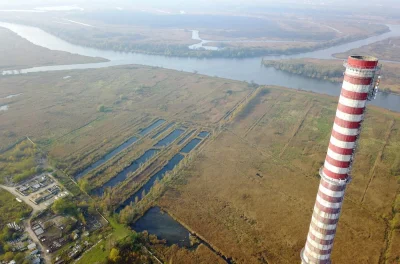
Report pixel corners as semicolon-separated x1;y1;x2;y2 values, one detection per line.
1;22;400;112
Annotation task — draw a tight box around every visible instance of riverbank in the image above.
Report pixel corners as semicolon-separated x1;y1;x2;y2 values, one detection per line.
43;26;389;59
262;58;400;94
1;22;399;112
0;27;107;71
334;36;400;62
0;16;389;59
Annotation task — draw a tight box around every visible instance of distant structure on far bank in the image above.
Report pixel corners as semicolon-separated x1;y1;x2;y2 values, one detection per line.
300;55;381;264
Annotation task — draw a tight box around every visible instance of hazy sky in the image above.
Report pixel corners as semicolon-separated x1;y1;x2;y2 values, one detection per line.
0;0;399;12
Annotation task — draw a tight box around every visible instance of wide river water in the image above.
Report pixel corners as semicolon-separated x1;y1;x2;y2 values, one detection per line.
1;22;400;112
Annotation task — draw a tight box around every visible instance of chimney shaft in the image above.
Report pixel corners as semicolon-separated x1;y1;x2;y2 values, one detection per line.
300;55;380;264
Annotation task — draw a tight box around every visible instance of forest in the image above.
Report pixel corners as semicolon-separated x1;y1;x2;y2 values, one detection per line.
263;58;400;94
263;59;344;81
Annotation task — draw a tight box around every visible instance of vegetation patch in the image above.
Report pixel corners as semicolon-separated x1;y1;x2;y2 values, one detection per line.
0;140;39;184
0;190;32;262
263;58;400;94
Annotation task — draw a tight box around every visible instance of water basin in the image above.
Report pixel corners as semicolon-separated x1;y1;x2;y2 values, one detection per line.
94;149;159;196
139;119;166;136
177;130;196;145
151;122;175;139
154;129;185;147
197;131;210;138
75;136;138;180
117;153;184;211
181;138;202;153
131;207;190;247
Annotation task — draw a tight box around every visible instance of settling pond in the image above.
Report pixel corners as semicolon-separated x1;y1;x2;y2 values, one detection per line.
75;119;166;180
131;207;190;247
132;207;233;263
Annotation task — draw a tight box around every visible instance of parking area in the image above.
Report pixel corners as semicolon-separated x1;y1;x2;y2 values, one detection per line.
0;173;67;212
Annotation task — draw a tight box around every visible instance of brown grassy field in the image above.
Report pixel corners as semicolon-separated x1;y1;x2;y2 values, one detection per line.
263;58;400;94
0;65;255;263
0;65;252;219
334;37;400;62
0;66;250;153
0;27;107;70
1;64;399;263
157;86;400;263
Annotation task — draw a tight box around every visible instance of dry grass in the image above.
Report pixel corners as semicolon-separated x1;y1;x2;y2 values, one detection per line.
1;62;399;262
152;244;226;264
0;66;252;212
158;86;400;263
0;66;250;153
0;27;106;70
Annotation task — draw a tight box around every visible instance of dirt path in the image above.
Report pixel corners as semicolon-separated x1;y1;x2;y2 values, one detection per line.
243;92;281;138
220;88;258;122
24;220;52;264
360;119;395;203
279;102;313;158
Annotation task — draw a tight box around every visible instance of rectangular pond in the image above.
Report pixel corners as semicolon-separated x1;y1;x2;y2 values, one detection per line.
139;119;166;136
151;122;175;139
154;129;185;147
180;138;202;153
177;130;196;145
75;136;138;180
117;153;184;212
94;149;159;196
197;131;210;138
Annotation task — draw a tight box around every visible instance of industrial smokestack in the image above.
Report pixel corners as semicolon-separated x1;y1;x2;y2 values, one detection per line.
300;55;380;264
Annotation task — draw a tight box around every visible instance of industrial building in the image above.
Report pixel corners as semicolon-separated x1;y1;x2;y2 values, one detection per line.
300;55;381;264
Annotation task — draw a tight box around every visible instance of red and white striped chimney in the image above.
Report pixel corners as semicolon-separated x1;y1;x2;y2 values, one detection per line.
300;55;380;264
